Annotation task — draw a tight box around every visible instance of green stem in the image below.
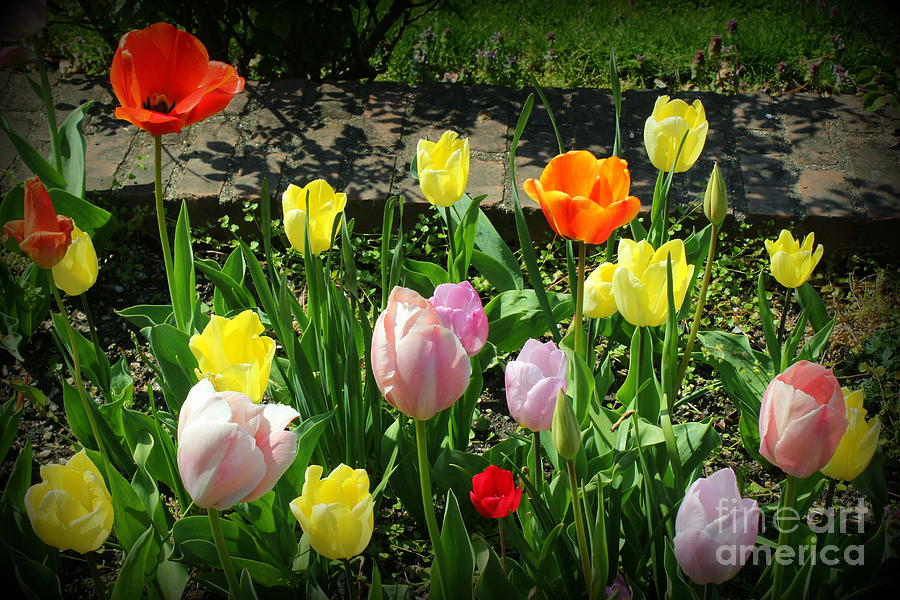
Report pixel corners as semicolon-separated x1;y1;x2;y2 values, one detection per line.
659;404;684;494
573;241;587;357
532;430;543;494
208;508;243;600
80;294;109;395
36;52;62;174
415;419;447;598
49;274;107;467
153;135;178;318
674;223;719;393
566;459;593;599
443;205;457;281
343;558;356;600
86;552;107;599
776;286;791;346
498;518;508;574
772;475;798;598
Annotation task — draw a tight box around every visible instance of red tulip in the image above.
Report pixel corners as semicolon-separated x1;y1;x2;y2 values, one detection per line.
470;465;523;519
3;177;73;269
110;22;244;136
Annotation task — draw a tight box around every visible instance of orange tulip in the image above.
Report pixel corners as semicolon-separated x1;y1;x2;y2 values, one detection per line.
110;22;244;136
3;177;73;269
523;151;641;245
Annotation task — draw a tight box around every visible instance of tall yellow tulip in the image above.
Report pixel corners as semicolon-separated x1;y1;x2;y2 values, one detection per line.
51;225;98;296
644;96;708;173
416;130;470;207
612;238;695;327
282;179;347;255
290;464;374;560
764;230;823;289
188;309;275;402
24;450;113;554
821;388;881;481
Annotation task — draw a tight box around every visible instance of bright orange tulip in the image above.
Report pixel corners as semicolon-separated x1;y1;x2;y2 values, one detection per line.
3;177;73;269
523;151;641;245
110;22;244;136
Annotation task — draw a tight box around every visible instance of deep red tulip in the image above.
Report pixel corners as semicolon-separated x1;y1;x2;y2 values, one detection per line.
469;465;523;519
3;177;73;269
110;22;244;136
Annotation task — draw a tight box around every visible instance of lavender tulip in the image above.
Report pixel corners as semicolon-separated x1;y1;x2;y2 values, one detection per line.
505;339;567;432
429;280;489;356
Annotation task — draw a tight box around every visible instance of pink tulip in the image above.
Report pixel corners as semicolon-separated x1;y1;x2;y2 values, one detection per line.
429;281;489;356
505;338;567;432
759;360;847;478
371;286;471;420
674;467;759;585
177;379;300;509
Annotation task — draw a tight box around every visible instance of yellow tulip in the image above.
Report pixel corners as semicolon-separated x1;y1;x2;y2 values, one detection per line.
644;95;708;173
189;309;275;402
583;262;618;318
289;464;374;560
282;179;347;255
51;225;98;296
416;130;470;207
24;450;113;554
764;230;823;289
821;388;881;481
612;238;695;327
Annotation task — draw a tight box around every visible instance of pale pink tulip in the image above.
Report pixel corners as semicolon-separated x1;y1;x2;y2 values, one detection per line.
759;360;847;478
505;339;567;432
177;379;300;509
371;286;470;420
429;281;489;356
674;468;759;585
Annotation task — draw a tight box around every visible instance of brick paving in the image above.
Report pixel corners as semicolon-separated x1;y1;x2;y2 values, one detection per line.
1;73;898;250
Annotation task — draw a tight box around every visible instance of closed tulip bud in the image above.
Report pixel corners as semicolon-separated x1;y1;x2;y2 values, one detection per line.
470;465;523;519
505;338;567;432
51;225;98;296
644;96;708;173
764;230;824;288
552;389;580;460
282;179;347;255
611;238;695;327
3;177;73;269
24;449;113;554
583;262;618;318
416;130;470;207
290;464;374;560
429;280;489;356
371;286;470;420
177;379;300;509
759;361;847;478
674;468;759;585
821;388;881;481
703;162;727;227
189;309;276;403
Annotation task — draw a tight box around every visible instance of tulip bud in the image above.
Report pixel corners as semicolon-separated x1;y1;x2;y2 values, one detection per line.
759;361;847;478
52;225;99;296
24;449;113;554
551;389;580;460
290;464;374;560
703;162;727;227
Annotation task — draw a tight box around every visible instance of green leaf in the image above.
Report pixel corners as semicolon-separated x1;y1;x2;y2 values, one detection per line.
48;188;110;233
757;271;781;370
116;304;174;330
796;319;834;363
403;259;450;297
796;282;830;333
50;101;92;198
3;439;32;512
240;568;260;600
852;446;888;506
5;543;62;600
470;249;519;293
144;324;197;412
50;311;111;390
172;201;197;333
473;537;517;600
112;526;156;600
0;113;65;189
437;489;475;600
0;401;23;464
197;258;256;313
106;454;153;552
485;290;572;352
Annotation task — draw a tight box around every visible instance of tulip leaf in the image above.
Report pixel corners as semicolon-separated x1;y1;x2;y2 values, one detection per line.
121;409;179;501
49;101;92;198
473;537;517;600
144;324;197;413
673;419;721;477
61;382;135;475
240;569;260;600
116;304;174;330
796;318;834;364
662;539;699;600
196;258;256;313
852;446;888;506
484;290;572;352
3;439;31;512
172;200;197;333
757;270;782;371
0;401;23;465
4;542;63;600
51;311;111;390
0;112;66;190
796;282;830;333
402;258;450;297
436;489;475;600
112;526;158;600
